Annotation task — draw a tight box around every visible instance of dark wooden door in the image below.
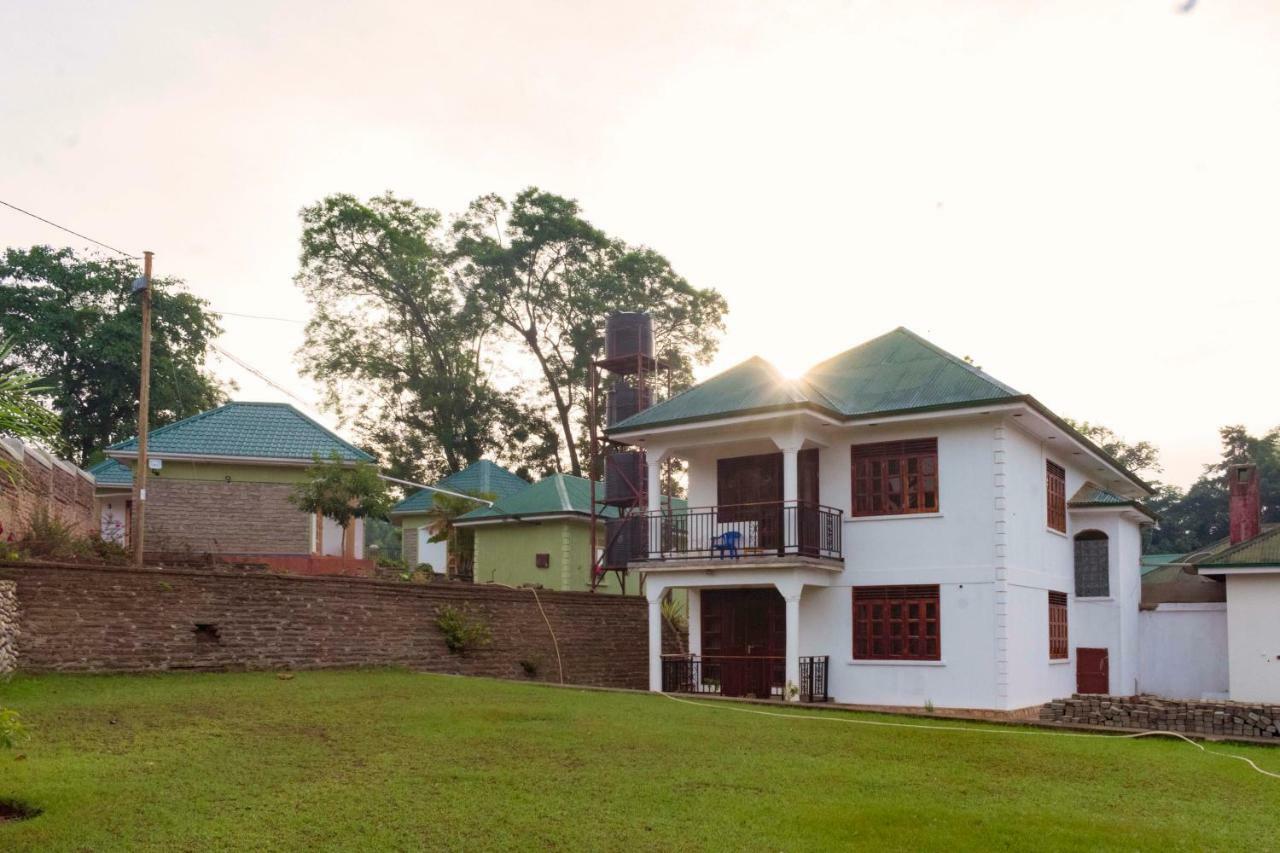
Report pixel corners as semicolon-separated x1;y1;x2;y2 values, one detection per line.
797;448;820;555
1076;648;1109;694
717;453;784;552
701;588;785;698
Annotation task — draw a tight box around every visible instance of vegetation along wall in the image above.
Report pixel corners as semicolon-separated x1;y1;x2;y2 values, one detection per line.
0;562;650;689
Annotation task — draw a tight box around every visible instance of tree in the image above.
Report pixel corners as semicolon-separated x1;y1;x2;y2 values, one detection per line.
1064;419;1162;479
288;453;392;535
0;246;225;465
453;188;728;476
295;194;558;484
0;338;59;484
418;490;494;575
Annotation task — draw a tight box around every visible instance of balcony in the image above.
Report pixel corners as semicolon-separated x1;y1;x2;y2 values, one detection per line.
661;654;830;702
608;500;843;568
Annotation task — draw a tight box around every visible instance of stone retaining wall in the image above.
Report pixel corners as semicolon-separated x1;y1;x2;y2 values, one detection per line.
0;579;16;675
0;561;655;690
1041;694;1280;739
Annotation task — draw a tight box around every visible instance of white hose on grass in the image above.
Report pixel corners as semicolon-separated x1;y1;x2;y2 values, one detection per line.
661;693;1280;780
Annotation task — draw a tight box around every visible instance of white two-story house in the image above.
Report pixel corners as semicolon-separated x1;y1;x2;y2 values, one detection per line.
608;327;1154;712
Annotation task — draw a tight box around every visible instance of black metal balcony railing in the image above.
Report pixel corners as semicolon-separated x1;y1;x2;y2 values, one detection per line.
616;501;842;564
661;654;830;702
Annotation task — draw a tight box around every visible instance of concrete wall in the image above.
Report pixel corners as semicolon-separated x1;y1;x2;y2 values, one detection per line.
1138;603;1228;700
142;470;312;556
0;561;648;688
1225;574;1280;703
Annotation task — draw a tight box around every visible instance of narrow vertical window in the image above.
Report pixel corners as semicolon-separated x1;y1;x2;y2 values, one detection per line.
1046;460;1066;533
1073;531;1109;597
1048;590;1068;659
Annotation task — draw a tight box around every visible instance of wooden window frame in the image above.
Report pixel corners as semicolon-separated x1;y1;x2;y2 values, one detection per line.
1048;590;1068;660
852;585;941;661
851;439;939;518
1046;460;1066;533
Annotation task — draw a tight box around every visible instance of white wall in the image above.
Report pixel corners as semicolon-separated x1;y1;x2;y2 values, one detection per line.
1138;603;1228;700
319;515;364;559
416;527;448;571
96;496;128;544
1225;574;1280;703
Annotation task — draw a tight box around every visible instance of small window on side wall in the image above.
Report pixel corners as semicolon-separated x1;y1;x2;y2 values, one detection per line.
1074;531;1109;597
1048;591;1068;659
1046;460;1066;533
535;553;551;569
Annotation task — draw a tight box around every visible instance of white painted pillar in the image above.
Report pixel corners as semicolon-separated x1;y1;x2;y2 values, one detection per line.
782;447;799;504
686;588;702;656
784;592;802;701
646;457;662;512
645;449;665;559
647;588;665;692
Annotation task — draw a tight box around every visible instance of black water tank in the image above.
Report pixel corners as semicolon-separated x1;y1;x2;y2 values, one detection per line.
606;380;653;426
605;312;654;362
603;515;647;568
604;450;647;507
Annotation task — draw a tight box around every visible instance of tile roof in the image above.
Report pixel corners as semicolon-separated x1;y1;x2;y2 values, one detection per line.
87;457;132;487
610;327;1018;432
106;402;373;463
390;460;530;514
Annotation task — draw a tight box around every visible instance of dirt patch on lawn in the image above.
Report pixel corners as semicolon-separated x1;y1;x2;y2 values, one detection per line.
0;798;41;823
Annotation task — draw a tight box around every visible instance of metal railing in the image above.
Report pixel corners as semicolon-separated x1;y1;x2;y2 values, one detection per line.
627;500;842;562
661;654;830;702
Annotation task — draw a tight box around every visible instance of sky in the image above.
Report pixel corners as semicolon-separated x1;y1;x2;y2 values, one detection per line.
1;0;1276;489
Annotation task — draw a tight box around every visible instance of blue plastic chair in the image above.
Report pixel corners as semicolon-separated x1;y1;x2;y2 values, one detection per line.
711;530;742;559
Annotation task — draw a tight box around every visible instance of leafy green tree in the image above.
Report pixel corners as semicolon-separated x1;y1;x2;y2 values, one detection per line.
295;194;559;483
453;188;728;476
0;338;59;485
1064;419;1162;479
288;453;393;535
418;490;493;574
0;246;225;465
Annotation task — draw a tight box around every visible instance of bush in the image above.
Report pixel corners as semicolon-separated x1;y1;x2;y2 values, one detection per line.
16;508;129;564
435;604;492;654
0;708;26;749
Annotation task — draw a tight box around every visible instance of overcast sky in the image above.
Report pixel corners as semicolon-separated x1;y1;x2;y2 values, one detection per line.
2;0;1276;488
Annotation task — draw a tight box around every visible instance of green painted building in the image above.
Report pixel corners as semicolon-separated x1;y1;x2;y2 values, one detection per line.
455;474;634;595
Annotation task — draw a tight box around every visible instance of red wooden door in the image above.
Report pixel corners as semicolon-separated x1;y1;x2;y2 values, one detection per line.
717;453;784;552
701;589;785;698
1076;648;1109;694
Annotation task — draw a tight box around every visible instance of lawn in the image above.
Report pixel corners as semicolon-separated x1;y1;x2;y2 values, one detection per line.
0;671;1277;851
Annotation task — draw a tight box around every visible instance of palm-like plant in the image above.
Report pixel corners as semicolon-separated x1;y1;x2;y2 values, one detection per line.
0;338;59;482
420;490;494;575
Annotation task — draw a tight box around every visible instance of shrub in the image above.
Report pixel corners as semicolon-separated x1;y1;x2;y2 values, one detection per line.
16;508;129;564
0;708;26;749
435;604;492;654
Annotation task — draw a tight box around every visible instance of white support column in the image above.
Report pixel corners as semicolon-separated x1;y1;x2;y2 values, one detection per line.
647;582;667;692
644;447;667;558
776;578;803;701
784;593;802;701
686;589;702;656
782;447;799;504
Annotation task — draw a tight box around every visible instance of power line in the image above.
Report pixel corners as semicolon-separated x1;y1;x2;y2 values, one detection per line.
212;309;306;325
209;342;313;409
0;198;140;259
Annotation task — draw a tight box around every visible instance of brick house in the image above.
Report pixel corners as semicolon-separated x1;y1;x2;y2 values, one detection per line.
102;402;376;575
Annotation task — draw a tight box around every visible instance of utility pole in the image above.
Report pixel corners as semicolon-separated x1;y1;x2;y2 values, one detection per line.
132;250;153;567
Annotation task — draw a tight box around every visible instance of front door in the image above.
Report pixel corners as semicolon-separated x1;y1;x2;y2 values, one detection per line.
701;588;786;698
1076;647;1109;694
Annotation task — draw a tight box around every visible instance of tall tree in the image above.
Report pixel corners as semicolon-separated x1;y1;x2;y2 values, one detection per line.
453;188;728;476
0;246;225;465
1064;419;1162;479
295;193;557;483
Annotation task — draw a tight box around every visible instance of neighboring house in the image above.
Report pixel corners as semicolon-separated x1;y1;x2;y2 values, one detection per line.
103;402;377;574
389;460;530;576
607;327;1154;709
454;473;679;595
1191;464;1280;703
87;457;133;545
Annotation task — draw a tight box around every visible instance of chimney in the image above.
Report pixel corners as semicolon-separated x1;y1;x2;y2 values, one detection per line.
1228;463;1261;545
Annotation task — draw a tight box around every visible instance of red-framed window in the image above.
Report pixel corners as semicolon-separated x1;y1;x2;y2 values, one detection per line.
852;585;940;661
1046;460;1066;533
1048;590;1068;659
851;438;938;517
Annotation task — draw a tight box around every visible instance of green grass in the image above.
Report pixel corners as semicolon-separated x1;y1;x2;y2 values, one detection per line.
1;670;1277;851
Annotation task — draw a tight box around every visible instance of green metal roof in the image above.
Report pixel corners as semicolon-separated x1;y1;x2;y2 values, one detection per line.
610;327;1017;433
87;457;132;488
390;460;530;514
455;474;686;525
1197;526;1280;569
1140;553;1182;576
1069;482;1157;520
106;402;374;463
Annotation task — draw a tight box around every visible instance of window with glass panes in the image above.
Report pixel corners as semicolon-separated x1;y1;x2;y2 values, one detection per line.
852;585;941;661
851;439;938;517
